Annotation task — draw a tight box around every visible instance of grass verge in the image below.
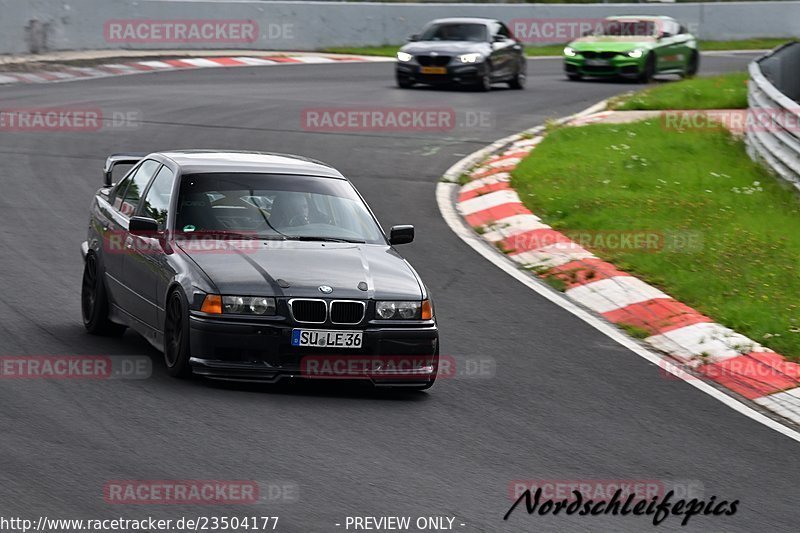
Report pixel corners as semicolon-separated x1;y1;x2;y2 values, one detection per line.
610;72;749;110
511;120;800;359
322;39;793;59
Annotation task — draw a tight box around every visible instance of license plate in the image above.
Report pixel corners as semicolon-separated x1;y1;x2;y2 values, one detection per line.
292;329;363;348
585;59;610;66
420;66;447;75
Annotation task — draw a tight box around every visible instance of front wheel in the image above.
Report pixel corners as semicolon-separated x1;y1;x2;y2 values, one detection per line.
567;73;582;81
164;290;192;378
396;75;413;89
683;51;699;78
81;254;126;336
476;66;492;92
638;54;656;84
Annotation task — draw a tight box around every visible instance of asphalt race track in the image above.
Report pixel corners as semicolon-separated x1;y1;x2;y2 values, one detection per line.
1;54;797;532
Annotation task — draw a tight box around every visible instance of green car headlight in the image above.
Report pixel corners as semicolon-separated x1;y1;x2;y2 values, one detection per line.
564;47;577;57
627;49;644;58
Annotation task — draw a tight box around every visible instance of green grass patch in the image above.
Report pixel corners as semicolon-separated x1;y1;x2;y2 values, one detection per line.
611;72;749;110
322;39;793;59
618;323;653;340
511;120;800;359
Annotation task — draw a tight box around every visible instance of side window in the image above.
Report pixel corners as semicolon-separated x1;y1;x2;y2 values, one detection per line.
110;164;139;209
497;23;512;39
120;159;160;217
140;166;176;230
489;22;501;38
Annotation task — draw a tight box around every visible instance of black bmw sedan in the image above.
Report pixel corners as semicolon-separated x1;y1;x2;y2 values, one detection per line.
81;151;439;388
396;17;526;91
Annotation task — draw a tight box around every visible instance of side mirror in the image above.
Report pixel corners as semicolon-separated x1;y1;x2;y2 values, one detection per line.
408;34;419;42
129;216;159;235
493;34;505;43
660;32;673;40
389;225;414;245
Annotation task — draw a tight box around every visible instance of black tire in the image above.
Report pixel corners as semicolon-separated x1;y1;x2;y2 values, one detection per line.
683;51;699;78
81;253;126;336
164;289;192;378
508;59;526;90
567;73;582;81
638;54;656;84
396;76;413;89
476;67;492;92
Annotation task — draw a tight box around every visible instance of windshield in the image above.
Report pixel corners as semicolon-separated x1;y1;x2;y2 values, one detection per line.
420;23;488;42
176;173;386;244
599;20;656;37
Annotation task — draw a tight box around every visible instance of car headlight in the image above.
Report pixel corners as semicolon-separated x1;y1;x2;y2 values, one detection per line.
627;49;644;58
375;300;433;320
458;53;483;64
201;294;276;315
564;46;577;57
396;51;413;62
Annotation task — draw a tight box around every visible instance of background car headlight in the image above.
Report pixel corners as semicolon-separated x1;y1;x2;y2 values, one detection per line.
627;49;644;58
458;53;483;64
564;47;577;57
396;51;413;62
375;300;431;320
204;295;276;315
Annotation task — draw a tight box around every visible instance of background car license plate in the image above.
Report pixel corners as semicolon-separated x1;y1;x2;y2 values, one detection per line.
585;59;610;66
420;66;447;74
292;329;363;348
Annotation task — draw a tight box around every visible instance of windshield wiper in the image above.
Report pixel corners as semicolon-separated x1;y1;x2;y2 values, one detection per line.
286;236;366;243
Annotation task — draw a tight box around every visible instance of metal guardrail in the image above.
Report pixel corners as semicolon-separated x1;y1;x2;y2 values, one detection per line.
747;41;800;191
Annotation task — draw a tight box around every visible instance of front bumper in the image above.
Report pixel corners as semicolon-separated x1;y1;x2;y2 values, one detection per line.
564;55;644;78
396;62;488;85
188;315;439;386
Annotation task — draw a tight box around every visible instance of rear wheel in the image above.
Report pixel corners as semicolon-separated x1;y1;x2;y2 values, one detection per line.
638;54;656;84
508;59;526;90
164;290;192;378
81;254;126;336
683;51;699;78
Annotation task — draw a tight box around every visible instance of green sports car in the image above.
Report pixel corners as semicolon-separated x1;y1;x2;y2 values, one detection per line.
563;16;699;82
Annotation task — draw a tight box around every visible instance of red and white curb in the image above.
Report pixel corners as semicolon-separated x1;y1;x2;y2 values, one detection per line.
438;102;800;432
0;54;391;85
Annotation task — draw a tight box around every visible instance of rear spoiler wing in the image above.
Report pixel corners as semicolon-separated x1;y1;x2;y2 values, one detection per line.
103;152;147;186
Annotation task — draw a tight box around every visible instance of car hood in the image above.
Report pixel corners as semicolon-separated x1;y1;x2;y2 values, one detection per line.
568;36;655;52
401;40;490;56
179;240;423;300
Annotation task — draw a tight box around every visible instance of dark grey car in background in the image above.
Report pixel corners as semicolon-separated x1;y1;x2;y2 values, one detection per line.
395;17;527;91
81;150;439;388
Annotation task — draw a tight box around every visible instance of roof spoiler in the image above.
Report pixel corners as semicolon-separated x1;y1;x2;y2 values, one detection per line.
103;152;147;187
